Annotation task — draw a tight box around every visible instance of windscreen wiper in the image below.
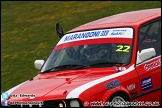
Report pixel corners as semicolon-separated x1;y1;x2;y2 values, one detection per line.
74;62;125;70
74;65;90;70
42;64;86;73
88;61;125;67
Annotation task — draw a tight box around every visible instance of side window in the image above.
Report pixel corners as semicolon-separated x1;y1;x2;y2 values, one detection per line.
138;19;161;57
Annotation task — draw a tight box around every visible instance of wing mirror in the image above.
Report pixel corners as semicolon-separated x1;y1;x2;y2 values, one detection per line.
34;60;45;70
136;48;156;64
56;23;64;38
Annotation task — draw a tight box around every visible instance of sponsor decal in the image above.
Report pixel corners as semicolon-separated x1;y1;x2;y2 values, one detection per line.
141;77;152;91
114;67;120;72
127;83;137;91
114;64;126;72
64;30;109;42
111;29;127;36
105;80;120;90
57;28;133;45
144;58;161;71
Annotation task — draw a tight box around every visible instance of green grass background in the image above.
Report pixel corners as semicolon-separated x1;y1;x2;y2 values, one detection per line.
1;1;161;93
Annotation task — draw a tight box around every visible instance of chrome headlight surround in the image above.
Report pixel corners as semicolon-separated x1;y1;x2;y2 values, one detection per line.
58;100;67;107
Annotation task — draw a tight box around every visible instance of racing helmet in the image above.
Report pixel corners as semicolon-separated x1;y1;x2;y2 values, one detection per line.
83;44;108;61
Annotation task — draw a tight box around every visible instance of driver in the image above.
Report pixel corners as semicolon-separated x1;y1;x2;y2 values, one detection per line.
83;44;108;62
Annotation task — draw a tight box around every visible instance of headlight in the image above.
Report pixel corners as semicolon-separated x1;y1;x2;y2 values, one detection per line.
70;100;80;107
58;100;66;107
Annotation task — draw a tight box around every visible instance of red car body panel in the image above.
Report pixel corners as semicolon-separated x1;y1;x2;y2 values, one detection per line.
68;8;160;33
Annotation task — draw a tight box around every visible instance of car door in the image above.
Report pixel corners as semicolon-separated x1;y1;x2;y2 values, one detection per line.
135;19;161;104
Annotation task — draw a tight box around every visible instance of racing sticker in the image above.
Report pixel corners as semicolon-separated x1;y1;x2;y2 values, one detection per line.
114;64;126;72
141;77;152;91
105;80;120;90
57;28;133;45
144;58;161;71
127;83;137;91
116;45;130;52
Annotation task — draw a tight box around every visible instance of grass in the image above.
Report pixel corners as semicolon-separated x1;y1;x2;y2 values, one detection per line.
1;1;161;93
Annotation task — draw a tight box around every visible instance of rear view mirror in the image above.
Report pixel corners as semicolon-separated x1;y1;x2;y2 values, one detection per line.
136;48;156;64
34;60;45;70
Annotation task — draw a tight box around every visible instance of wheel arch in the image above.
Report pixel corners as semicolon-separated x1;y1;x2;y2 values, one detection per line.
109;91;131;101
102;89;131;103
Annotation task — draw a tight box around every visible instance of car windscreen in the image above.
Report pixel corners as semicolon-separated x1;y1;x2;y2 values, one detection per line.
41;27;134;73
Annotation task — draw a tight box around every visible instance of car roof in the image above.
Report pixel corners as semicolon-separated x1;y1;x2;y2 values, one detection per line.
68;8;161;33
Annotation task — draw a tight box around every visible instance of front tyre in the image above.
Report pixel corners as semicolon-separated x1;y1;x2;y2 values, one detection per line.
105;93;130;107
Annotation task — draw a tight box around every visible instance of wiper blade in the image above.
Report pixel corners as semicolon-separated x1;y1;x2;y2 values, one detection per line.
42;67;59;73
54;64;86;69
74;65;90;70
88;62;125;67
42;64;85;73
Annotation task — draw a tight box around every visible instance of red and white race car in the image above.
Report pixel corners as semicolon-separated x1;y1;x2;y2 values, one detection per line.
1;8;161;107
